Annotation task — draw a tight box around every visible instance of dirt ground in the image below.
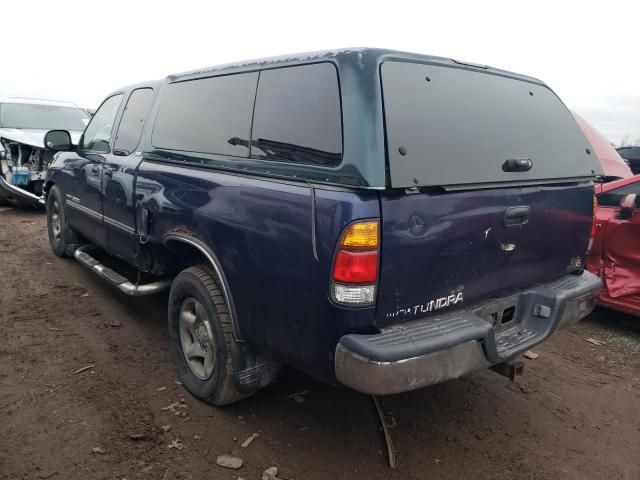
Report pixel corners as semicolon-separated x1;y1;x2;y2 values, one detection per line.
1;208;639;480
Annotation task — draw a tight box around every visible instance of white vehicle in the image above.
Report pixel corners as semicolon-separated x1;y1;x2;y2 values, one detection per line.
0;97;90;208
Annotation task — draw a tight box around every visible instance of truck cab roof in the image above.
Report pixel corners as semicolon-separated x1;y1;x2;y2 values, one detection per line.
104;80;162;99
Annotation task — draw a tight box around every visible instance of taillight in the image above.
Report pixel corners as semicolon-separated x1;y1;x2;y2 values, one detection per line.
333;251;378;283
330;220;379;306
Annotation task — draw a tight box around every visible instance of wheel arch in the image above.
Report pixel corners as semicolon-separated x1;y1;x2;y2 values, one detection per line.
163;232;243;342
43;180;56;205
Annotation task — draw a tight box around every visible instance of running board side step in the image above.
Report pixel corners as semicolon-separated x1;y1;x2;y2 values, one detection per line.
74;244;171;296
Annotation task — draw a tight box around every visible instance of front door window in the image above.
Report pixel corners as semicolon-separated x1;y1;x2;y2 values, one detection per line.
81;94;123;152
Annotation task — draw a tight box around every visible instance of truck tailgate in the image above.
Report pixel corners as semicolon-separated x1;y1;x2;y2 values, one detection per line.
376;183;595;326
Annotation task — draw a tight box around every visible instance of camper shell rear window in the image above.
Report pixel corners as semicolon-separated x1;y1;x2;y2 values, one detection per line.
381;61;602;189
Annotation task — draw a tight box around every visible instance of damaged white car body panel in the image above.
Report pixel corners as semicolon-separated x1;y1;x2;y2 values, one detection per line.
0;128;83;149
0;97;88;208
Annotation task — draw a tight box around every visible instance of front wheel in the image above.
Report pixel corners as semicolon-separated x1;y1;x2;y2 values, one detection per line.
46;185;79;257
168;265;248;406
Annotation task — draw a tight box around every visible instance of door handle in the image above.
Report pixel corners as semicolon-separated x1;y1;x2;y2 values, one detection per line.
503;158;533;172
104;168;113;179
504;206;530;227
91;166;100;176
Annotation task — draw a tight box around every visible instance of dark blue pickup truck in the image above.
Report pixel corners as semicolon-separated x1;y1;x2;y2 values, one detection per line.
43;49;603;405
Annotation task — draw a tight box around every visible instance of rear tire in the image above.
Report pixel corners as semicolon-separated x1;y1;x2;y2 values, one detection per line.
46;185;79;258
168;265;248;406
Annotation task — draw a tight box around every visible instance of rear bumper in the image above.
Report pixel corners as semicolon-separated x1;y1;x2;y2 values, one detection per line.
335;271;601;395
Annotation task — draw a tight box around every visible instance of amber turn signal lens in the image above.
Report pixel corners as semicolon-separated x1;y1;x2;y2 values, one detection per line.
341;221;379;248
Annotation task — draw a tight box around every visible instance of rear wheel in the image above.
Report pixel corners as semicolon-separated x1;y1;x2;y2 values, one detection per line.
46;185;79;258
168;265;248;406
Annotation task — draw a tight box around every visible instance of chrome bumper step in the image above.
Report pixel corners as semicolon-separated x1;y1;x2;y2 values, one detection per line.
74;244;171;296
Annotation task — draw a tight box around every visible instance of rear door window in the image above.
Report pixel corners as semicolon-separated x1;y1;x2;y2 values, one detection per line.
152;72;258;157
251;63;342;166
114;88;154;154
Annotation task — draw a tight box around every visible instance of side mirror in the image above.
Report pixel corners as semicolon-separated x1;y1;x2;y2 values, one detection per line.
617;193;637;220
44;130;72;151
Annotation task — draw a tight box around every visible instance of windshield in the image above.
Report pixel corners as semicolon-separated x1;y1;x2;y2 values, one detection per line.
381;61;602;188
0;103;90;131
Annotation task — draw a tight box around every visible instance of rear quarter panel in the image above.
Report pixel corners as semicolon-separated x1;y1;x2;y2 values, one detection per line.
136;161;380;381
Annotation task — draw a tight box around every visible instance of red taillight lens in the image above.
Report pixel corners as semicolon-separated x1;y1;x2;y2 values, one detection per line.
332;250;379;283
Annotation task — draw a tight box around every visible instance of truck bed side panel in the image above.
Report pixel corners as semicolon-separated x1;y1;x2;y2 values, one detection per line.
136;161;380;381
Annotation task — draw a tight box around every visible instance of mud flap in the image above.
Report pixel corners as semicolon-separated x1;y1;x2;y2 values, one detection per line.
231;341;282;395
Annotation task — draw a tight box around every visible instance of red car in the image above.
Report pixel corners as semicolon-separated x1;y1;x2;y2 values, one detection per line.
577;113;638;315
573;113;633;181
587;175;640;315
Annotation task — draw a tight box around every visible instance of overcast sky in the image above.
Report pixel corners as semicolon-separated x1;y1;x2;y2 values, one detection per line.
2;0;638;145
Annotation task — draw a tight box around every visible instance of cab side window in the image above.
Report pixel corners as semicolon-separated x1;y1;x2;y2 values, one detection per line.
152;72;258;157
114;88;154;154
81;94;123;152
597;182;640;208
251;63;342;166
